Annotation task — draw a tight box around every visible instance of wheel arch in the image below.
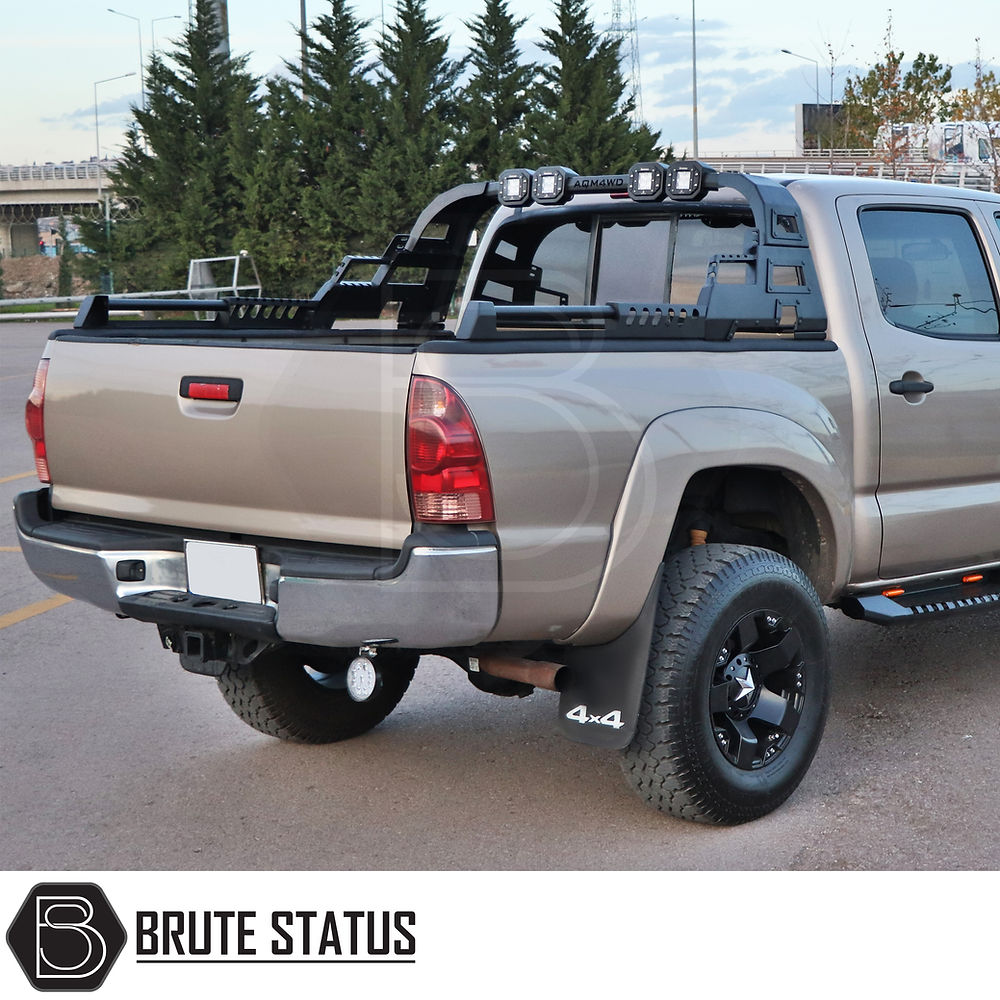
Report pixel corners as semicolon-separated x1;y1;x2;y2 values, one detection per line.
564;408;852;646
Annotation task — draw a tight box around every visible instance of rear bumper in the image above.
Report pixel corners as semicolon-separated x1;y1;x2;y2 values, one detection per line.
14;489;499;649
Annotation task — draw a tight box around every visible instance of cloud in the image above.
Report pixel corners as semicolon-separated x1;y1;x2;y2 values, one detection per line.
40;93;140;137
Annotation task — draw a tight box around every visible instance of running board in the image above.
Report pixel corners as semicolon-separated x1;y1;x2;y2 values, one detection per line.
841;578;1000;624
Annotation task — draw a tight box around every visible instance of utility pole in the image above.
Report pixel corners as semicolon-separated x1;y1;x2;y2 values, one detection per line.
300;0;308;78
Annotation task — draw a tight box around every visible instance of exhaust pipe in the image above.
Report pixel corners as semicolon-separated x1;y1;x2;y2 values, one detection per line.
469;654;565;692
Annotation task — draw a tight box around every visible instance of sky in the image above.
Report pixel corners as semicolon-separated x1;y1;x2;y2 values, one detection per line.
1;0;997;166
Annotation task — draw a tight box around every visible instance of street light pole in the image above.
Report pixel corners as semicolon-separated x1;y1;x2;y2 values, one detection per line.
780;48;820;105
93;71;136;294
781;48;821;152
691;0;698;158
151;14;183;53
108;9;145;111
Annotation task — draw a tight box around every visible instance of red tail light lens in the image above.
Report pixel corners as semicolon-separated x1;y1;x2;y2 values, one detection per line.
25;359;50;484
407;376;494;523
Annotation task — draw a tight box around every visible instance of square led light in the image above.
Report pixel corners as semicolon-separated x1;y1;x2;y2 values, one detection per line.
665;161;718;201
627;162;669;201
673;167;696;193
531;167;574;205
497;168;534;206
635;169;657;193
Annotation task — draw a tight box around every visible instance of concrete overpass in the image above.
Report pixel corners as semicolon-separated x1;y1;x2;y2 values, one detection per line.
0;162;112;256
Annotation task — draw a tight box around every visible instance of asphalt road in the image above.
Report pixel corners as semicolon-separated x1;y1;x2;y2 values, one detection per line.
2;320;999;871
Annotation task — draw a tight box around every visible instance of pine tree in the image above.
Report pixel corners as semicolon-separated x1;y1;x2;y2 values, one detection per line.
299;0;380;268
79;0;262;292
457;0;537;179
235;78;313;296
236;0;379;296
527;0;661;174
353;0;465;252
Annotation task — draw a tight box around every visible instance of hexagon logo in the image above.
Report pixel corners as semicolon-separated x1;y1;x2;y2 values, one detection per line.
6;883;127;991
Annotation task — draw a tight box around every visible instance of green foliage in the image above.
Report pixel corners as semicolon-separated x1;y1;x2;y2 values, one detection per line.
527;0;661;173
235;0;379;296
840;15;952;166
458;0;538;178
352;0;466;253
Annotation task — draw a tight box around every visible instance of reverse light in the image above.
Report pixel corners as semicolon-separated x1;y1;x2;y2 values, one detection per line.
24;359;50;484
407;376;495;523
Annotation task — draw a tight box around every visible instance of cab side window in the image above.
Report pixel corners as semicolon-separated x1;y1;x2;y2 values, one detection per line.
859;208;999;338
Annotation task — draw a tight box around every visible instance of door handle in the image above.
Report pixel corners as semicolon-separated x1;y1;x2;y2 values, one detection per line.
889;378;934;396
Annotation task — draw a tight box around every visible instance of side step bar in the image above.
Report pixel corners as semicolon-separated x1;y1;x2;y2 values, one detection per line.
841;575;1000;624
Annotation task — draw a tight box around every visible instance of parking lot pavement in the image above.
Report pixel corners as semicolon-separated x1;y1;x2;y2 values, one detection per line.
2;321;999;871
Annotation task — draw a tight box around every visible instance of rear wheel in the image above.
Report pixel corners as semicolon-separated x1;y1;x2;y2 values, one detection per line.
217;645;418;743
622;544;830;824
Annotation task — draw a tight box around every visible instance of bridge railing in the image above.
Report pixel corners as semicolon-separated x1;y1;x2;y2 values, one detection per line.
0;162;110;183
702;156;994;191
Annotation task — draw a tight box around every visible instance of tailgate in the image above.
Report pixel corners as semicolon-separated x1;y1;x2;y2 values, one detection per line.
43;338;416;551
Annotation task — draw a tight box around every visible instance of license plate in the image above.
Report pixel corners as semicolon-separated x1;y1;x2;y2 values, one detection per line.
184;540;263;605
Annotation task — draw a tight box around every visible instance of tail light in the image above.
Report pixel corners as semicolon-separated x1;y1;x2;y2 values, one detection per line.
406;376;494;523
25;359;50;484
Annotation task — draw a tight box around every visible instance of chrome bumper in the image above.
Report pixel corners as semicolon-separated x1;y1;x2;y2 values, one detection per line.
14;490;499;649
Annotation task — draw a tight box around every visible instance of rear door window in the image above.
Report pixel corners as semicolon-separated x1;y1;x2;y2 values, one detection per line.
859;208;999;338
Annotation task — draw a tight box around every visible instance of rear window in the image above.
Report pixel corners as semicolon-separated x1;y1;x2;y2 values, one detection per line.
473;209;752;308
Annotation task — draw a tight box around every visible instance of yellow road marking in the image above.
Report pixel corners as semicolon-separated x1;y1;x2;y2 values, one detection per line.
0;546;22;552
0;471;35;485
0;594;73;630
0;372;33;381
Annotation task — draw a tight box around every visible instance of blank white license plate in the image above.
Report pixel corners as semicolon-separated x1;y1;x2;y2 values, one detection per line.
184;540;263;604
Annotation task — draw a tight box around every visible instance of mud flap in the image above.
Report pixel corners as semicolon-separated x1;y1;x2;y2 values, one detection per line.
557;564;663;749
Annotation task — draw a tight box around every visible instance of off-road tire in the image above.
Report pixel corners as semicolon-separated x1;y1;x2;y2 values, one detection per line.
622;544;830;824
217;645;418;743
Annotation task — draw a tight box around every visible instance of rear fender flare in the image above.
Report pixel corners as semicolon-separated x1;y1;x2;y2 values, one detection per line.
565;407;852;646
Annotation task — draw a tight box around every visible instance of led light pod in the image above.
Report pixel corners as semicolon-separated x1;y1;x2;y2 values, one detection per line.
627;162;670;201
665;160;719;201
531;167;576;205
498;168;534;207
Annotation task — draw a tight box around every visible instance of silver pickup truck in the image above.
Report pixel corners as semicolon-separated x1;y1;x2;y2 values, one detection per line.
15;162;1000;823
